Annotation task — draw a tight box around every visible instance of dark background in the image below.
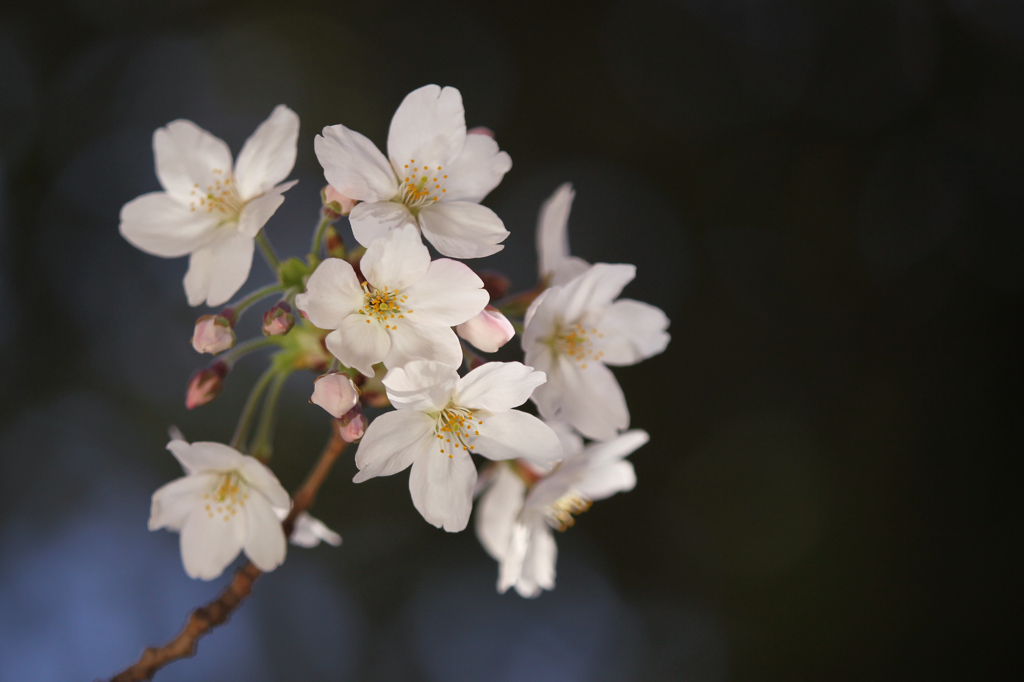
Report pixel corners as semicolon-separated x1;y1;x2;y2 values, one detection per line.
1;0;1021;680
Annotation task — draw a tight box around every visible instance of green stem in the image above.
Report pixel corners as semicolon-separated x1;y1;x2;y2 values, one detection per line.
230;366;277;450
228;283;286;319
309;215;333;265
221;336;279;366
255;231;281;272
250;371;290;459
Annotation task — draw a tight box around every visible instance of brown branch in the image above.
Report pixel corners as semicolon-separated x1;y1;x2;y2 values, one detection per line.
108;428;347;682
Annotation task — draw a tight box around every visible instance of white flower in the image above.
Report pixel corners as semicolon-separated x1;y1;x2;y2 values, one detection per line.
120;105;299;307
536;183;590;286
148;438;290;580
522;263;671;441
295;224;488;377
476;423;647;598
354;360;563;532
314;84;512;259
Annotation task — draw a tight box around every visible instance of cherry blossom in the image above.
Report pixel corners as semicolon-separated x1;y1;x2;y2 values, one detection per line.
536;182;590;286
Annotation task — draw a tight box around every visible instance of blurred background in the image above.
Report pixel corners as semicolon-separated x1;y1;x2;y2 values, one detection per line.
1;0;1021;679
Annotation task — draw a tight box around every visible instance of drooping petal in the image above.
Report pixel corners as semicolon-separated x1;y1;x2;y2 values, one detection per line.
359;224;430;290
454;362;547;413
475;465;526;561
241;494;287;572
149;473;218;532
440;133;512;203
349;200;417;248
119;191;219;257
387;85;467;173
559;263;636;324
382;360;459;412
237;179;298;238
289;512;342;548
153;119;234;205
498;522;529;594
401;258;488;327
384;317;464;369
555;357;629;441
234;104;299;200
237;456;291;510
353;409;435;482
418;201;509;259
179;505;246;580
408;449;478;532
168;440;244;475
295;258;365;330
474;409;563;466
325;317;390;378
517;520;556;597
182;229;255;307
315;124;399;202
593;299;671;366
537;182;575;279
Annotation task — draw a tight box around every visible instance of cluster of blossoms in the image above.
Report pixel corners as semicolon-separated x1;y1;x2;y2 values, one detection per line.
120;85;669;596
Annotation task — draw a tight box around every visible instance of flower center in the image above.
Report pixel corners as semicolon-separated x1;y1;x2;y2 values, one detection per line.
544;490;592;531
189;169;245;219
396;159;448;209
433;404;482;459
550;323;604;369
202;471;249;521
360;282;411;331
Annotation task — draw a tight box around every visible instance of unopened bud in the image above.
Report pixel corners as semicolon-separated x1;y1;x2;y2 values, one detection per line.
310;372;359;418
262;302;295;336
476;270;510;302
468;126;494;137
192;314;236;354
321;185;358;218
337;404;368;442
186;361;228;410
456;306;515;353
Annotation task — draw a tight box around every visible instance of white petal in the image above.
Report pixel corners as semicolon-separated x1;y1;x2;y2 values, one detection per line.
325;317;390;378
594;299;671;366
168;440;244;475
408;449;478;532
584;429;649;467
242;494;287;572
547;420;585;458
384;317;464;369
475;465;526;561
237;456;291;510
556;358;629;441
576;460;636;502
387;85;467;173
454;362;546;412
382;360;459;412
550;257;591;287
182;229;255;307
474;410;563;466
524;352;562;422
233;105;299;199
315;124;398;202
149;473;217;532
119;191;219;257
537;182;575;279
153;119;234;205
518;521;556;597
418;202;508;259
353;409;435;482
360;223;430;290
441;133;512;203
179;505;246;580
522;287;556;340
237;179;298;238
290;512;342;548
559;263;636;323
402;259;488;326
349;200;417;249
296;258;365;330
498;522;529;594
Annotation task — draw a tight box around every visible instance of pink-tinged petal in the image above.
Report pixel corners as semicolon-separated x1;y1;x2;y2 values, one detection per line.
237;179;298;238
168;440;244;475
349;200;417;250
474;410;563;467
119;191;219;258
353;409;435;482
296;258;365;330
241;494;287;572
418;201;508;259
153;119;234;205
234;104;299;200
536;182;574;278
384;317;463;369
149;473;218;532
179;504;246;580
310;372;360;419
403;259;487;327
382;360;459;412
183;229;255;307
315;124;398;203
387;85;467;173
559;263;636;324
441;133;512;203
409;448;478;532
455;362;547;413
456;307;515;353
594;299;671;366
237;456;291;510
325;317;390;378
555;357;629;441
359;224;430;290
475;465;526;561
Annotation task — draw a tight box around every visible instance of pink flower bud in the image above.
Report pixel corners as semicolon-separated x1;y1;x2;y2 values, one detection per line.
186;361;228;410
192;314;236;354
456;306;515;353
310;372;359;418
321;185;358;217
468;126;494;137
262;302;295;336
338;406;368;442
